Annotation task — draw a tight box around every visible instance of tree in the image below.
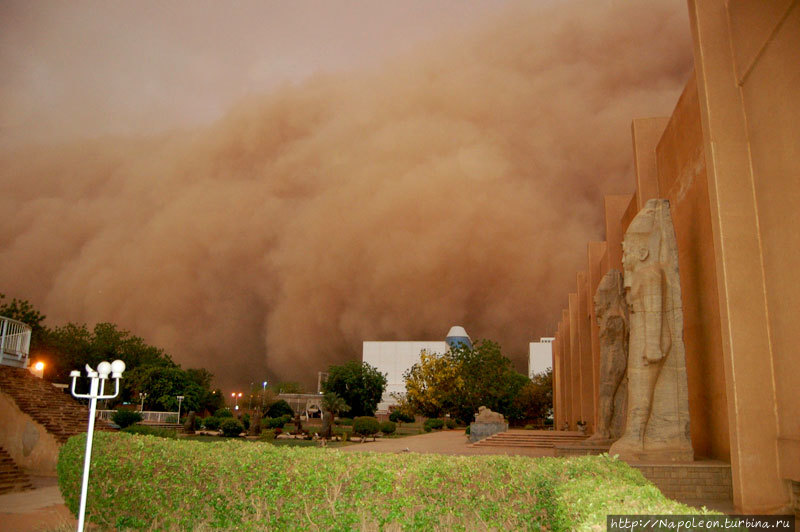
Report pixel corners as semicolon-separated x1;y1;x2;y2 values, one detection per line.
43;322;174;386
449;340;529;423
266;400;294;419
510;369;553;424
401;339;529;424
402;349;463;418
320;392;350;438
322;361;387;417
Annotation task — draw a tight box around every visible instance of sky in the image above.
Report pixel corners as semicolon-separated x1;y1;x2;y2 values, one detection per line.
0;0;694;391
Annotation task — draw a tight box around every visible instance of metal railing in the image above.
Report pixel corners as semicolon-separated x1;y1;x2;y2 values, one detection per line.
0;316;32;368
97;410;180;424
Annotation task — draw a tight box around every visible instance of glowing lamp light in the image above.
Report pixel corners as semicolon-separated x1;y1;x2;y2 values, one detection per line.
34;361;44;371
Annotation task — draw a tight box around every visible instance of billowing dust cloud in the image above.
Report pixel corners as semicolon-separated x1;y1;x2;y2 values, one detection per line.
0;1;692;389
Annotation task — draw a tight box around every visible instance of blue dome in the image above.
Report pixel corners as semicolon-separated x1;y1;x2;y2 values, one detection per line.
445;326;472;350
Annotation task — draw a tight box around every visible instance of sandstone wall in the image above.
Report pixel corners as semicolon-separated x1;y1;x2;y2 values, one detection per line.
552;0;798;512
0;392;60;475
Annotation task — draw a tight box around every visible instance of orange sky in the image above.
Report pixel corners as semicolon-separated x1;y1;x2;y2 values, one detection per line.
0;1;693;391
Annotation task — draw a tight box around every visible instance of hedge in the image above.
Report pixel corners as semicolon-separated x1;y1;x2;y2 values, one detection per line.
121;425;177;439
220;418;244;437
352;416;380;439
58;432;712;530
423;418;444;432
111;410;142;429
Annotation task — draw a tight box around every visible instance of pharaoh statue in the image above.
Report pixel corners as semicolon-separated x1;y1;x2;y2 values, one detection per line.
608;199;694;462
585;269;628;445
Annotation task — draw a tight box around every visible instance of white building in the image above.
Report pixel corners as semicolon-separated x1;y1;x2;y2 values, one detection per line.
363;341;447;412
528;337;554;378
362;326;472;412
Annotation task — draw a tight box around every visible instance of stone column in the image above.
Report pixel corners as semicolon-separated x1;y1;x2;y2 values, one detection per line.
688;0;796;512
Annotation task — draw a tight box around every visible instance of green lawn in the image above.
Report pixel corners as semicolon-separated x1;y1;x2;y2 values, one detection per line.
58;432;714;531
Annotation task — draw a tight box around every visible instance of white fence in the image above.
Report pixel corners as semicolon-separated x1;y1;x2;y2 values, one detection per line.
0;316;32;368
98;410;180;424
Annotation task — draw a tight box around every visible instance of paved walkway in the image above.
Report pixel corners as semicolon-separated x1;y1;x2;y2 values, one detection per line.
0;476;74;532
339;428;556;457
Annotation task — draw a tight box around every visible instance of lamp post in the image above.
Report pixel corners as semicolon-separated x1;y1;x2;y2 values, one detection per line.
138;392;147;412
70;360;125;532
231;392;242;411
262;381;267;408
176;395;184;421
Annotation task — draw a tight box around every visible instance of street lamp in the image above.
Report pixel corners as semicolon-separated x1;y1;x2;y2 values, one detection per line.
262;380;267;407
138;392;147;412
176;395;184;421
70;360;125;532
32;361;45;379
231;392;242;410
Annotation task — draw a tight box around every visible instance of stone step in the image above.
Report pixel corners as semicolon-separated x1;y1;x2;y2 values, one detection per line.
472;430;589;448
0;446;33;495
0;365;115;445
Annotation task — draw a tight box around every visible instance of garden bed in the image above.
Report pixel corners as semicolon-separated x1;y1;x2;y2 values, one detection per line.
58;432;713;530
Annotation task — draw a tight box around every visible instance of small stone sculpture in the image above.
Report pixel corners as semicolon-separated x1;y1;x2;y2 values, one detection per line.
586;269;628;444
474;406;505;424
609;199;693;462
469;406;508;443
184;411;196;435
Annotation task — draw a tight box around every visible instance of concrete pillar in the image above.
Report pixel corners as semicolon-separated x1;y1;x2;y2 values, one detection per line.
587;241;607;431
604;194;633;271
576;272;594;433
568;294;582;427
561;309;572;429
688;0;796;512
552;326;562;431
632;117;669;208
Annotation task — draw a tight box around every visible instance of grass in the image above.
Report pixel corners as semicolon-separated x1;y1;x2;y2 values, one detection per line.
58;432;714;531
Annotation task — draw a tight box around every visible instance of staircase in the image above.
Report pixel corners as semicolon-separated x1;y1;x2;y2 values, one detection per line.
0;445;33;495
0;366;114;444
471;429;589;449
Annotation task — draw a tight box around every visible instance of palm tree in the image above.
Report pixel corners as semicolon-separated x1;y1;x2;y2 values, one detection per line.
321;392;350;439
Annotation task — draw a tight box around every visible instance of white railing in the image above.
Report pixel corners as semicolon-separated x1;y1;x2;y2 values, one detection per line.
97;410;180;424
0;316;32;368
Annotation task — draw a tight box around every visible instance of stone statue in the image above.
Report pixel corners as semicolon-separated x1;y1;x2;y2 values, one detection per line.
609;199;693;462
469;406;508;443
184;411;196;434
474;406;504;424
586;269;628;444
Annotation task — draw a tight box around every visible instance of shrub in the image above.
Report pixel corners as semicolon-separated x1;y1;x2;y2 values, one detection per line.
379;421;396;435
423;418;444;432
465;425;470;435
215;408;234;418
266;400;294;419
261;415;291;430
57;433;708;530
203;417;220;431
353;417;380;440
111;410;142;429
220;418;244;437
241;413;250;431
389;411;415;424
259;429;276;442
333;428;350;442
445;419;457;430
336;417;354;426
121;425;177;439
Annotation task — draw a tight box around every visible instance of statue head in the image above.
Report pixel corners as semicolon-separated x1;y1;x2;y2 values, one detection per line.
621;199;674;287
594;269;624;321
